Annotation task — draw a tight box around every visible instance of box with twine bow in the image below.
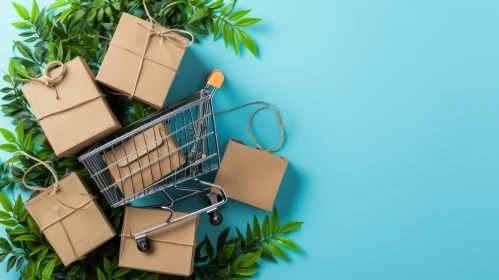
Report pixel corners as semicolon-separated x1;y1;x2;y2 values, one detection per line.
20;57;122;158
96;1;194;109
119;207;198;276
14;151;116;266
213;101;288;211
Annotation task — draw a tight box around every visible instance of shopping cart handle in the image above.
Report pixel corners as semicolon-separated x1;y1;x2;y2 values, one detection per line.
207;70;224;88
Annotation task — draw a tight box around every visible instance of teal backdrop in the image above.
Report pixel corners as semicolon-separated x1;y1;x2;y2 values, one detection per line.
1;0;499;279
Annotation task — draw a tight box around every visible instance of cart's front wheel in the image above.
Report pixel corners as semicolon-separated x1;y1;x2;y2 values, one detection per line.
209;210;223;226
136;237;150;252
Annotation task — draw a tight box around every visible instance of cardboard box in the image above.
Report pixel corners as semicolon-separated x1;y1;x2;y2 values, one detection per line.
103;123;186;198
214;139;288;211
96;13;188;109
21;57;122;158
25;173;116;266
119;207;198;276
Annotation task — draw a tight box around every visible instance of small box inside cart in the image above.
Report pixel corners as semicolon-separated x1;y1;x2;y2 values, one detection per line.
214;139;288;211
119;207;198;276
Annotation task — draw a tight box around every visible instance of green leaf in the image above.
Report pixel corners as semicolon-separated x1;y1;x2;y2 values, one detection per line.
68;265;80;275
28;216;41;238
217;244;235;262
105;6;113;21
28;245;46;256
16;119;24;145
267;241;288;260
103;257;111;274
205;236;214;260
0;211;10;219
15;257;23;271
10;60;29;79
236;18;261;27
221;3;233;15
41;257;57;280
47;0;67;12
24;128;34;151
111;2;121;11
97;267;105;280
271;207;279;234
188;7;208;23
7;256;17;272
112;268;131;278
262;214;270;238
31;0;39;22
239;30;257;57
14;234;39;242
234;268;257;277
12;3;30;20
13;194;22;216
233;254;243;268
0;192;12;212
97;8;104;21
213;18;221;41
241;249;261;268
222;23;229;48
275;236;300;251
217;227;230;251
14;41;33;60
230;28;239;55
0;253;8;263
279;222;304;233
228;10;251;21
0;237;12;251
0;144;17;152
245;223;253;243
87;9;97;23
12;22;31;28
0;129;17;144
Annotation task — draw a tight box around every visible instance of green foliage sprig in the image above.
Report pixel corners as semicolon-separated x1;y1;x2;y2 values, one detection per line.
0;1;304;279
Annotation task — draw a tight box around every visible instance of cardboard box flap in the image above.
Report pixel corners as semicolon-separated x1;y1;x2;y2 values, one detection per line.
112;13;187;71
25;173;95;229
21;57;103;119
123;207;197;246
104;124;168;167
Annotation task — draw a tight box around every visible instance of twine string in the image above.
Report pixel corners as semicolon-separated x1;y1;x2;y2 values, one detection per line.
12;61;66;99
215;101;285;152
11;151;94;210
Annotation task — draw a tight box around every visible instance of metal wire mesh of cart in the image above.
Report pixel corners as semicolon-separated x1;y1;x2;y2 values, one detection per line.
78;85;221;208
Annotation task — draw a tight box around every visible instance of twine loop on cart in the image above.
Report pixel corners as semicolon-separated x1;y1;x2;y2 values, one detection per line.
115;0;194;100
215;101;285;152
10;151;95;211
12;60;66;99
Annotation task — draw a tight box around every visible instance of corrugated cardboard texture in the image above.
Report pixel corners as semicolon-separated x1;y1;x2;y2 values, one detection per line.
103;123;186;198
119;207;198;276
25;173;116;266
21;57;122;157
214;139;288;211
96;13;188;109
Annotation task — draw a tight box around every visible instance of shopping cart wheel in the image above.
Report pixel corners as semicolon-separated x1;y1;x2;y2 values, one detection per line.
136;237;150;252
209;210;223;226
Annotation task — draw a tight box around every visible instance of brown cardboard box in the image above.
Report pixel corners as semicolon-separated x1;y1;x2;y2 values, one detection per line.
119;207;198;276
21;57;122;158
96;13;188;109
25;173;116;266
103;123;186;198
214;139;288;211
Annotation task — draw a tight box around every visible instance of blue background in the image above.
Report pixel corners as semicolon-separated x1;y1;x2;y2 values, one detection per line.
1;0;499;279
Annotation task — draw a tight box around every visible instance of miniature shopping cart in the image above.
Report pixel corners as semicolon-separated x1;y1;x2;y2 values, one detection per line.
78;70;227;252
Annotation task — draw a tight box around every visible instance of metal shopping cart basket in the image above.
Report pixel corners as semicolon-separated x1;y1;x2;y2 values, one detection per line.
78;70;227;252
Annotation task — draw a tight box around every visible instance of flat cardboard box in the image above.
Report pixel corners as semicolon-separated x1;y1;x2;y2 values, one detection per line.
25;173;116;266
214;139;288;211
119;207;198;276
103;123;186;198
21;57;122;157
96;13;188;109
